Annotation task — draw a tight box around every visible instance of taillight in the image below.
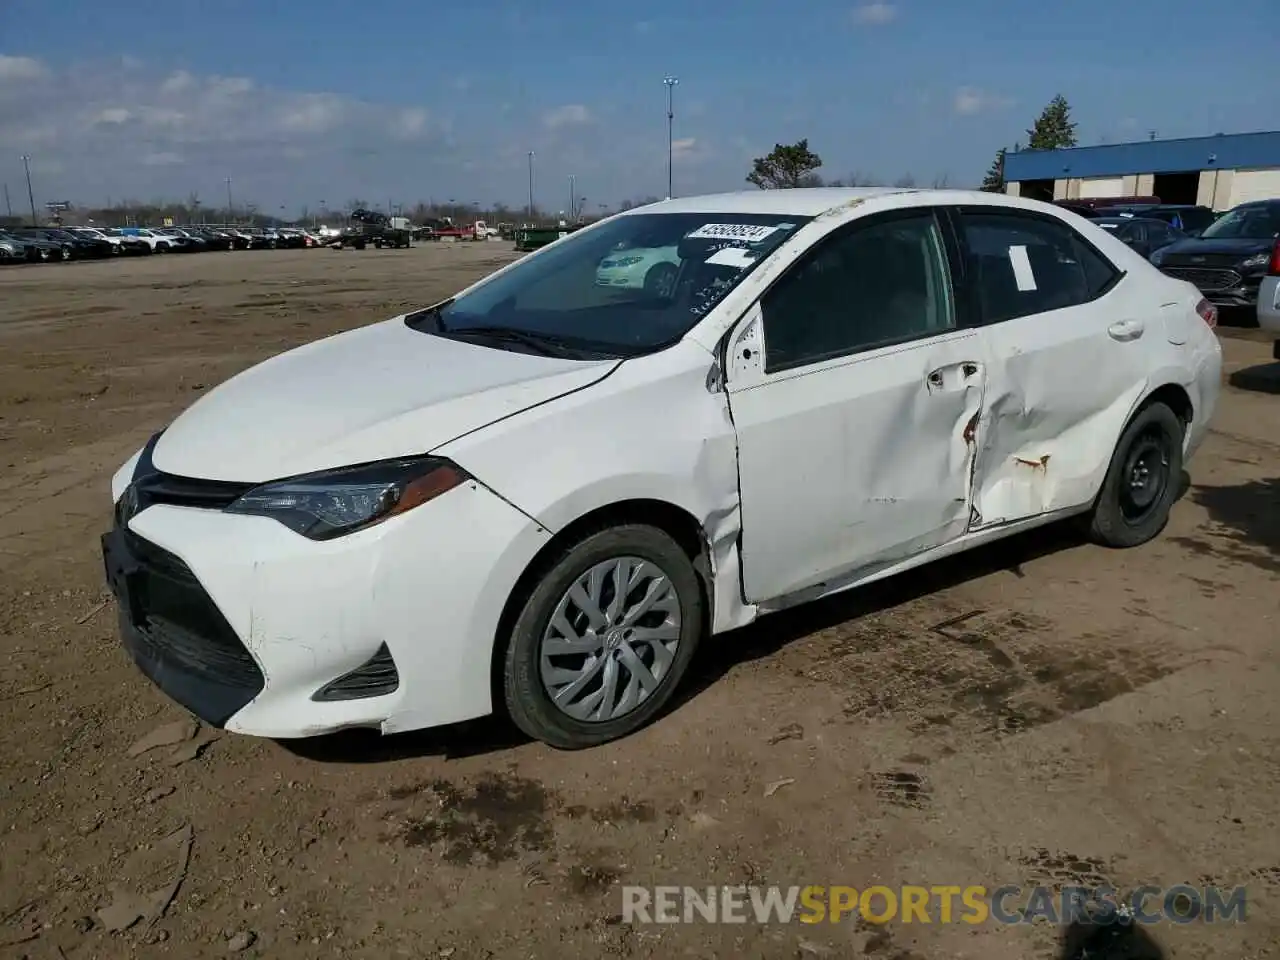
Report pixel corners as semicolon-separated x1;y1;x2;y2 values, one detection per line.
1195;298;1218;328
1269;240;1280;276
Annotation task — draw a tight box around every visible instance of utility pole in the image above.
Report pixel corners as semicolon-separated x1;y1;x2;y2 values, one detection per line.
663;76;678;199
569;175;575;222
21;155;37;226
3;182;11;218
527;151;535;221
225;177;234;223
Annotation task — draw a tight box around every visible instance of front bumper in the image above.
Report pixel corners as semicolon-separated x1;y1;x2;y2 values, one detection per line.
1257;277;1280;347
104;477;551;738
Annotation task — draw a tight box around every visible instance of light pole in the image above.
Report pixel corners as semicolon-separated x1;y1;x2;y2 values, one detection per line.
663;76;678;199
568;175;575;222
3;182;11;218
21;155;37;226
225;177;234;224
527;151;535;222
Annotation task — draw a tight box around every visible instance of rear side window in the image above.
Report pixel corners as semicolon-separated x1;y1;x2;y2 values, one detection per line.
960;211;1120;324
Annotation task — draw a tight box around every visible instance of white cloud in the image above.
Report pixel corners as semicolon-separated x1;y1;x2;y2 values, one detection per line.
94;107;133;125
142;152;184;166
392;107;430;140
543;103;591;129
953;87;1012;115
852;2;897;25
278;93;348;134
159;70;195;95
0;54;49;83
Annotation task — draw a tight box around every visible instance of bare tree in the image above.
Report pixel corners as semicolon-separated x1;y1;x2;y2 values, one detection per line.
893;174;917;188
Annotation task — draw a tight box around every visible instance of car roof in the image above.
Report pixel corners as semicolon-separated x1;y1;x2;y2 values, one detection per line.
1095;216;1165;225
618;188;1073;218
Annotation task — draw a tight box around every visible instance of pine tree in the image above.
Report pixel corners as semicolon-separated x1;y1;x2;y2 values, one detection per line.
1026;95;1078;151
980;148;1007;192
746;139;824;189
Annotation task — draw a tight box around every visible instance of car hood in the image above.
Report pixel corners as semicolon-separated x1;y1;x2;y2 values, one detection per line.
152;317;619;482
1159;237;1275;261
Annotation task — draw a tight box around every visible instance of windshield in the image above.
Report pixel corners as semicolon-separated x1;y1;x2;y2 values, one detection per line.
418;212;809;356
1200;205;1280;240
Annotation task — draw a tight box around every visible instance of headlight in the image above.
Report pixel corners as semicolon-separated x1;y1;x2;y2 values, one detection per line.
1149;249;1167;267
225;456;470;540
1240;253;1269;271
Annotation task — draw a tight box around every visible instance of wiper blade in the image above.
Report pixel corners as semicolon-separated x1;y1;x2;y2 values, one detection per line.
442;325;587;357
404;299;454;332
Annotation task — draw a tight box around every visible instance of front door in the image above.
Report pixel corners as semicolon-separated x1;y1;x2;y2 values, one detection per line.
726;208;987;604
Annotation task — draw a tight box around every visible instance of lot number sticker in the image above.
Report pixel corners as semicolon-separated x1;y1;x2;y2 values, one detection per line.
1008;244;1038;292
686;223;779;243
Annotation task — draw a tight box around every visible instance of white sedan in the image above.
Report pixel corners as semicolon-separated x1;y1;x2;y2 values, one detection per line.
595;244;680;292
103;188;1222;749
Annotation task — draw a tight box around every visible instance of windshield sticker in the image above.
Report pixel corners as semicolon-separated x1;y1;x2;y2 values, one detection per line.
686;223;779;243
705;247;758;268
1008;245;1038;292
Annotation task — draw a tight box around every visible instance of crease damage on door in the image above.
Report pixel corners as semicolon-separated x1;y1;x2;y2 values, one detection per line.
971;347;1145;526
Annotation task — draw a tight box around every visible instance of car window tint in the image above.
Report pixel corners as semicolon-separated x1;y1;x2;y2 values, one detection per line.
962;212;1112;323
761;212;955;372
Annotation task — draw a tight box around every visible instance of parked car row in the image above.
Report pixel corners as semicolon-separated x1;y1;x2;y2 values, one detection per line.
0;224;328;264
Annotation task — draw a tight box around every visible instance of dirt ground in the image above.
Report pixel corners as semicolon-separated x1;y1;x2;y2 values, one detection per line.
1;244;1278;960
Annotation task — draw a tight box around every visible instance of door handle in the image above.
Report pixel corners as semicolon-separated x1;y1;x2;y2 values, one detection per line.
1108;319;1145;341
927;362;982;391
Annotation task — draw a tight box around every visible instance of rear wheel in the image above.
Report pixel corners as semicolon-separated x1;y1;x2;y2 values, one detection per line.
1084;401;1184;548
502;524;704;749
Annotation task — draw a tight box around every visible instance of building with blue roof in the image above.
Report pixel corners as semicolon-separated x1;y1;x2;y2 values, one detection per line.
1002;131;1280;210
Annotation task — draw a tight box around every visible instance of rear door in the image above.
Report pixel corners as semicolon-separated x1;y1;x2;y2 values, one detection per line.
951;206;1156;525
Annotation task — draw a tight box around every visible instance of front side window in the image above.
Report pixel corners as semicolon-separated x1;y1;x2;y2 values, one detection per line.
761;211;955;372
415;212;809;357
961;211;1118;323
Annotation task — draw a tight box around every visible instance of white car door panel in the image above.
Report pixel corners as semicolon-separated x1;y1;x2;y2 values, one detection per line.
729;330;985;602
725;208;985;604
956;208;1157;526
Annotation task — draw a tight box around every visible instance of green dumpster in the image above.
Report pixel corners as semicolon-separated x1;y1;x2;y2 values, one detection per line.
514;224;584;252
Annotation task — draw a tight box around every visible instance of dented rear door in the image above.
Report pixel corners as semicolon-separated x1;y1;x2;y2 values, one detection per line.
951;206;1153;527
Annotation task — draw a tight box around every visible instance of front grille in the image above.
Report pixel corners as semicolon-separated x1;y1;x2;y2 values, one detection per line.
1161;266;1242;292
113;529;265;723
313;643;400;701
134;471;251;510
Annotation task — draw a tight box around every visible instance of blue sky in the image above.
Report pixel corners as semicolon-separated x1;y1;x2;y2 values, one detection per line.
2;0;1277;215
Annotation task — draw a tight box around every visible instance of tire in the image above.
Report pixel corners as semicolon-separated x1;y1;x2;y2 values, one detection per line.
643;262;678;296
38;248;50;262
502;524;705;749
1084;401;1184;548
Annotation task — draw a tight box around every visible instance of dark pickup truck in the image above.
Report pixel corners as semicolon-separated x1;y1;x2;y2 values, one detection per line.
333;209;412;250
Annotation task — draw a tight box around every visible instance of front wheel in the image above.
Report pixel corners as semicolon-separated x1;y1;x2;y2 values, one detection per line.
643;262;678;297
502;525;704;749
1084;401;1184;548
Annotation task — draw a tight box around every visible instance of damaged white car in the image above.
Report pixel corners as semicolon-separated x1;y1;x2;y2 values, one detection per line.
103;188;1222;749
